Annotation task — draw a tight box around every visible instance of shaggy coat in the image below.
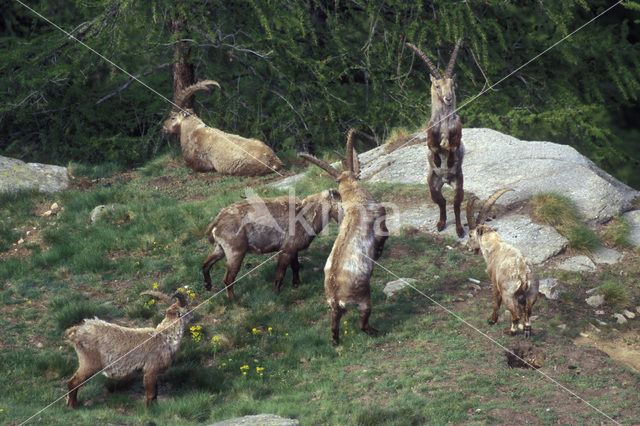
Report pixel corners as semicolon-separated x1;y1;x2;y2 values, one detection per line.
65;291;190;407
300;130;388;344
162;80;283;175
203;190;343;299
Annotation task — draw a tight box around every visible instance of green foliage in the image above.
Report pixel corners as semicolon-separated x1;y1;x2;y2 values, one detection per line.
531;192;600;251
603;216;633;248
1;1;640;187
599;280;632;308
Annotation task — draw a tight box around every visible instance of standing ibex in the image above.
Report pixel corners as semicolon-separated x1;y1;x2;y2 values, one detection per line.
466;189;539;337
406;39;465;237
65;290;192;407
203;190;343;299
299;130;388;345
162;80;283;175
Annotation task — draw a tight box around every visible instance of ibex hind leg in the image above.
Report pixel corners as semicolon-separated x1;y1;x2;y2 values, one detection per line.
358;302;383;338
428;171;447;232
330;305;345;345
202;244;225;291
453;173;464;238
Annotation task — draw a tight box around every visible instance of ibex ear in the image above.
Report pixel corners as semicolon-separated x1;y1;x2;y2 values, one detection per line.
329;189;341;201
476;226;485;236
430;74;437;83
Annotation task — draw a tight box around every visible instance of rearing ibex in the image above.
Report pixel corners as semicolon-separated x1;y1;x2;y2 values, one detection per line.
162;80;283;175
299;130;388;345
406;39;465;237
466;189;539;338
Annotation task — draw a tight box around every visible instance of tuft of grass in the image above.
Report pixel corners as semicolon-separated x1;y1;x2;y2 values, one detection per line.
531;192;599;251
602;216;633;248
51;296;122;331
599;281;632;308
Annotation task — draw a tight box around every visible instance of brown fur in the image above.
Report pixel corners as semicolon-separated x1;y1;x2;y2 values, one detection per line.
407;40;465;237
202;190;343;299
65;291;191;408
300;130;388;345
162;80;283;175
468;225;539;337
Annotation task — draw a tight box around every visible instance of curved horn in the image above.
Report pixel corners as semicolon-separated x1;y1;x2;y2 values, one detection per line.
333;150;348;170
298;152;341;179
345;129;356;173
170;290;189;308
445;39;463;78
174;80;220;109
405;42;442;79
140;290;172;305
466;196;478;231
477;188;513;225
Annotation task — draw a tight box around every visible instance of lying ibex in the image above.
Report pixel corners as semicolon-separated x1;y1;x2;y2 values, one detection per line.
406;39;465;237
466;189;539;337
162;80;283;175
65;290;191;407
299;130;388;345
203;190;343;299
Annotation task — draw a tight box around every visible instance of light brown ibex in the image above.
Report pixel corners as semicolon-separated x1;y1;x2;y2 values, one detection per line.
65;290;192;408
299;130;388;345
162;80;283;175
466;189;539;337
202;190;343;299
406;39;465;237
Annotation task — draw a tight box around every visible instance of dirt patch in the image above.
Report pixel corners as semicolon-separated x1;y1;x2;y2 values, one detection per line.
0;226;47;261
575;331;640;374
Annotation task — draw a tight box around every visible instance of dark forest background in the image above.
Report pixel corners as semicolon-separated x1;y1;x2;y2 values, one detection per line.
1;0;639;187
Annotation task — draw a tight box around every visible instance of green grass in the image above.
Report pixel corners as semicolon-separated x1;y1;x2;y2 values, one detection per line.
531;192;600;251
0;155;639;425
599;280;632;308
602;216;633;248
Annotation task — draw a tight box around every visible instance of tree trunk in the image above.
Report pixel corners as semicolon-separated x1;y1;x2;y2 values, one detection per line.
170;9;194;109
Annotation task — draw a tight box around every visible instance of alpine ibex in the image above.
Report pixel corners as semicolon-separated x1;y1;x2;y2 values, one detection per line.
162;80;284;175
299;130;388;345
406;39;465;237
65;290;192;407
203;190;343;299
466;189;539;337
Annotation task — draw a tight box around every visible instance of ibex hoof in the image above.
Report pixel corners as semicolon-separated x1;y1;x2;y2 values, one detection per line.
524;326;532;338
364;327;384;337
436;221;446;232
456;227;465;238
503;328;517;336
487;316;498;325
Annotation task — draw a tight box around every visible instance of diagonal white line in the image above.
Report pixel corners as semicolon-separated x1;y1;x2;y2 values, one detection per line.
396;0;624;152
13;0;284;177
365;253;621;425
19;251;282;425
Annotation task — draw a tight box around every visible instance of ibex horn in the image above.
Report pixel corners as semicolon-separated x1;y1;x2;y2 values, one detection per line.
345;129;356;174
170;290;189;308
445;39;463;78
476;188;513;226
405;42;442;79
140;290;173;305
298;153;341;179
466;196;478;231
174;80;220;109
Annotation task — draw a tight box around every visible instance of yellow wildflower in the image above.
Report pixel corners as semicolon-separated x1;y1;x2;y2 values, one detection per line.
153;282;158;289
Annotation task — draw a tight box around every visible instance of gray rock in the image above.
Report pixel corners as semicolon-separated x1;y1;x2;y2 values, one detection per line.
89;204;120;224
383;278;417;297
586;294;605;307
623;309;636;319
555;255;596;272
484;215;567;264
0;155;69;194
622;210;640;247
591;246;622;265
269;173;306;191
209;414;299;426
614;313;628;324
539;278;561;300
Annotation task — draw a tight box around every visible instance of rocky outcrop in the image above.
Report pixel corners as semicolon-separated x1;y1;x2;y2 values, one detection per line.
0;155;69;194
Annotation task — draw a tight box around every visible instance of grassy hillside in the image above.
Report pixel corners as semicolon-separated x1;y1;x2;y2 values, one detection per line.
1;153;639;425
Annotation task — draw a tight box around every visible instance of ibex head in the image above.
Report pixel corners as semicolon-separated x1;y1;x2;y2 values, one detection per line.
140;289;192;322
162;80;220;135
298;129;360;185
465;188;512;254
406;39;462;107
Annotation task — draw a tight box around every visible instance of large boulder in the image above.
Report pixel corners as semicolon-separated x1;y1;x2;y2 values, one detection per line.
0;155;69;194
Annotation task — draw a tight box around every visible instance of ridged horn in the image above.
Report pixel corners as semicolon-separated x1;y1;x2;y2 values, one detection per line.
466;196;478;231
345;129;356;173
140;290;172;305
405;42;442;79
298;153;341;179
445;39;463;78
333;150;348;170
170;290;189;308
174;80;220;109
477;188;513;225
